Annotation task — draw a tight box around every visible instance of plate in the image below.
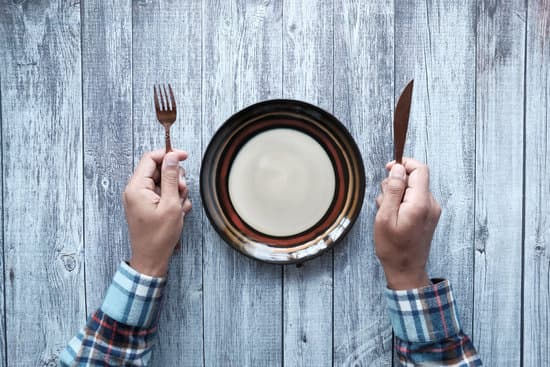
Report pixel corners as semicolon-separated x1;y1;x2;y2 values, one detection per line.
200;99;365;264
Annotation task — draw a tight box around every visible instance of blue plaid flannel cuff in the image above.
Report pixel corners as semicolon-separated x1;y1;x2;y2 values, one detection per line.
385;279;462;343
101;261;166;328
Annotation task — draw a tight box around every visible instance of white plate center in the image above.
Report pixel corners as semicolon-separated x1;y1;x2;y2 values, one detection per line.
228;128;336;237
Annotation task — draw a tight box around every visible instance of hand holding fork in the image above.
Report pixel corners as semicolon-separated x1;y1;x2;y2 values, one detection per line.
154;84;185;249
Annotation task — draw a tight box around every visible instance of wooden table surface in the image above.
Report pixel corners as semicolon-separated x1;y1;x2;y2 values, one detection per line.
0;1;548;366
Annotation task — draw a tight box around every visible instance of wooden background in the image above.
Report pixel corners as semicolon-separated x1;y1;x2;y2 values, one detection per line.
0;0;548;366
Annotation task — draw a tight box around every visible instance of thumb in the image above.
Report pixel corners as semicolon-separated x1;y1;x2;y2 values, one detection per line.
379;164;406;219
160;152;180;204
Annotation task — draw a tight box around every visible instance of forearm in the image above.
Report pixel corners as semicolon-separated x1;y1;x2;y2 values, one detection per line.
386;279;482;366
60;262;166;366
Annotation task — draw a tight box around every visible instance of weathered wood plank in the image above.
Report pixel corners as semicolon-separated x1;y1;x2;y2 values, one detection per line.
333;1;394;365
0;70;5;367
282;1;333;366
0;1;85;365
395;0;476;338
132;1;203;365
202;0;283;365
524;1;550;365
81;0;133;314
474;0;525;364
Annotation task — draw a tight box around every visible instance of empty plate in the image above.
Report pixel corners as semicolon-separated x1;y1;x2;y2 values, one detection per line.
200;99;365;264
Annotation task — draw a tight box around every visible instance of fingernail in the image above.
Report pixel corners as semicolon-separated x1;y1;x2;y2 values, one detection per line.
165;153;178;168
390;164;405;179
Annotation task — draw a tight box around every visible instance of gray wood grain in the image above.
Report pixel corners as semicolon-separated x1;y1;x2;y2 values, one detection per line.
202;0;283;365
395;0;476;337
333;1;394;365
132;1;203;365
0;1;86;366
1;1;549;364
282;1;333;366
474;0;526;364
524;1;550;365
81;0;133;314
0;68;5;367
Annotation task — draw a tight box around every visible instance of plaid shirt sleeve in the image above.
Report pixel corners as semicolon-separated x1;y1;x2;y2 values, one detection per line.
385;279;482;366
59;261;166;366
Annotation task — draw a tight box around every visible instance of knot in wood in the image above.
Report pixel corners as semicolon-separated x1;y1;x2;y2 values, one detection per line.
61;254;77;272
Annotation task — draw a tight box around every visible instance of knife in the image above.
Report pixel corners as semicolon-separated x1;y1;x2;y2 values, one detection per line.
394;80;414;164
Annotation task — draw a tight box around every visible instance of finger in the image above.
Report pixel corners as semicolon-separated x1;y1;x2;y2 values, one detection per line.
152;165;161;184
381;176;408;194
378;164;407;220
386;157;426;174
133;149;188;182
159;152;182;207
138;188;161;205
376;194;383;208
387;159;429;191
403;187;413;202
147;148;188;165
403;185;431;205
143;177;156;191
179;185;190;205
179;169;188;197
132;153;159;183
151;193;161;205
380;178;388;194
178;168;188;199
180;184;189;200
179;186;188;199
182;197;192;214
406;164;429;191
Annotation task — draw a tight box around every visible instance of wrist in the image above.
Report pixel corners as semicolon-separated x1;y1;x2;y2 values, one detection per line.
129;257;169;277
384;268;431;290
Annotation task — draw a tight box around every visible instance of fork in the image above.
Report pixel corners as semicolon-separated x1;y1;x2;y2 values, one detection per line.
154;83;181;249
154;84;177;153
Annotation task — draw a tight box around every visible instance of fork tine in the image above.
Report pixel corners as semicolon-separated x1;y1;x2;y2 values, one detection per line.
168;84;176;111
154;85;161;111
159;84;166;111
162;84;170;111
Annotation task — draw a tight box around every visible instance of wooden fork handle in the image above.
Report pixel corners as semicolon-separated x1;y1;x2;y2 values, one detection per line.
165;127;173;153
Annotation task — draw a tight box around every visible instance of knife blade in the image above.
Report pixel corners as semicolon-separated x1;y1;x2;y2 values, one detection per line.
394;80;414;164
